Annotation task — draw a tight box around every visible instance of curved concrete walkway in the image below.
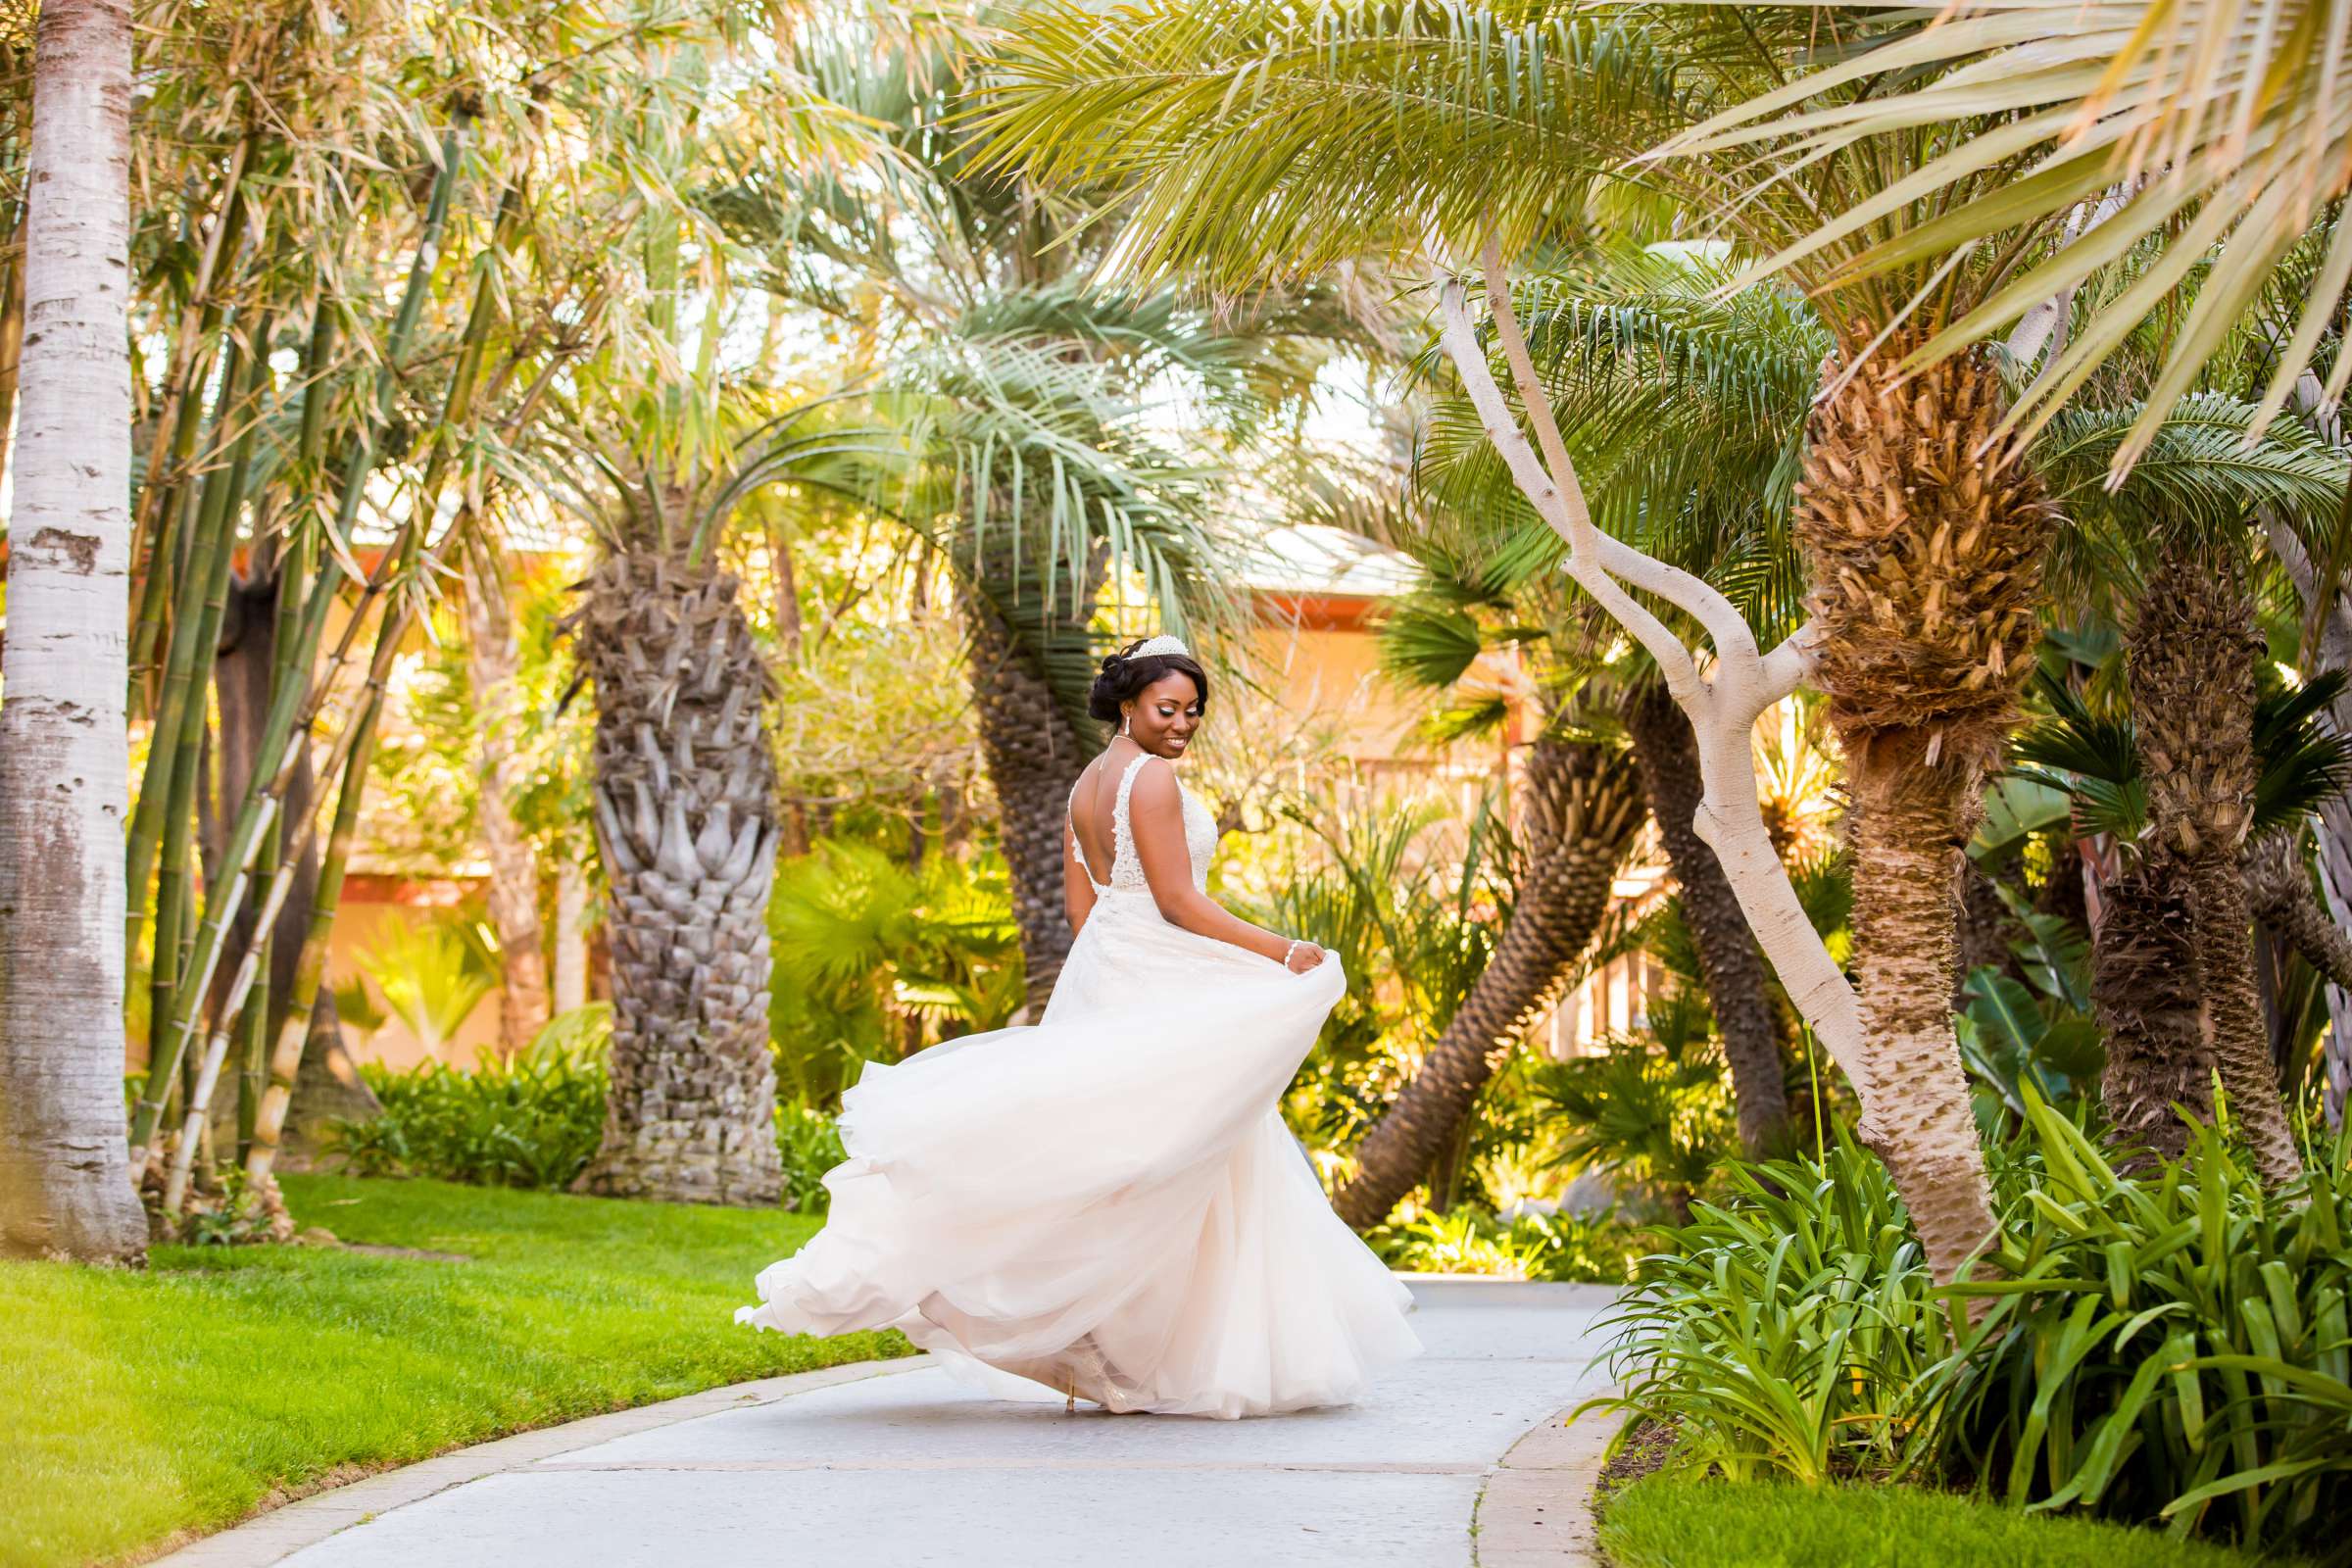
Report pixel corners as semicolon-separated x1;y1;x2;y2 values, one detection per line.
160;1279;1619;1568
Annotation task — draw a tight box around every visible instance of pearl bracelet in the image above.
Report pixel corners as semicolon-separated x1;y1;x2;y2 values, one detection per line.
1283;939;1301;969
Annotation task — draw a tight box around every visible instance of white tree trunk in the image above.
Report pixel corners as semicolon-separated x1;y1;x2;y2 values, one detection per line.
553;858;589;1014
1435;237;2000;1287
0;0;148;1260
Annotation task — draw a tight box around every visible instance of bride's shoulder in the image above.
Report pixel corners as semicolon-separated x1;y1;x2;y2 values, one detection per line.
1123;753;1183;808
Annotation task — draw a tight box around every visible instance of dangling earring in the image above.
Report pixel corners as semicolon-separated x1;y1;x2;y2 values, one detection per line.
1119;712;1132;737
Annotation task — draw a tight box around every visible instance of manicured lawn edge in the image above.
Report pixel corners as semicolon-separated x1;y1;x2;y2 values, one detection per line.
143;1356;931;1568
4;1175;915;1568
1592;1469;2267;1567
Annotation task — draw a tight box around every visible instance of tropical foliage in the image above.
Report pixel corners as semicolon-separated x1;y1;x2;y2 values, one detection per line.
1588;1101;2352;1557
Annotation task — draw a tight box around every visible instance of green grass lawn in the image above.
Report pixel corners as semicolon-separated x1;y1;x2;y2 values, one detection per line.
1;1175;909;1568
1597;1472;2264;1568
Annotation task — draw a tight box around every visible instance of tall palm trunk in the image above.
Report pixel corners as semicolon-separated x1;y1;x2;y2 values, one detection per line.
1333;736;1644;1229
463;531;550;1053
210;572;380;1149
1797;337;2051;1281
2093;858;2213;1166
2129;543;2302;1186
568;553;784;1205
0;0;148;1260
1624;683;1791;1156
959;570;1100;1019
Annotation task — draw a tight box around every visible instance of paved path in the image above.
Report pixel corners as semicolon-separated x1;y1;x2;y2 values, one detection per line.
163;1279;1619;1568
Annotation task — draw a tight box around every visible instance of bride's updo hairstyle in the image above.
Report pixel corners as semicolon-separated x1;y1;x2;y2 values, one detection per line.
1088;637;1210;722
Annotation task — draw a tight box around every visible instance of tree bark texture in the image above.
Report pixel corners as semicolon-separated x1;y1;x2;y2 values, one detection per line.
568;554;783;1205
2130;542;2302;1187
463;533;550;1053
1624;683;1790;1156
1333;735;1644;1229
2244;833;2352;994
958;582;1094;1019
1797;339;2049;1282
0;0;149;1260
2093;858;2213;1166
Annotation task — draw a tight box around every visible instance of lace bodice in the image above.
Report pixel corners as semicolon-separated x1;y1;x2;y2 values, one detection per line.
1069;752;1217;900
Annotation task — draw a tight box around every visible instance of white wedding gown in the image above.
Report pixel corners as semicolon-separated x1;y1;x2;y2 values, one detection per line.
738;752;1421;1417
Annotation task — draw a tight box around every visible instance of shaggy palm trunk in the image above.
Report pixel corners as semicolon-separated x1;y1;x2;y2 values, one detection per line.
464;532;551;1052
0;0;149;1260
1333;736;1644;1229
1624;684;1791;1156
1797;338;2050;1282
959;582;1096;1019
569;554;784;1205
2244;834;2352;993
2093;859;2213;1166
2130;545;2302;1186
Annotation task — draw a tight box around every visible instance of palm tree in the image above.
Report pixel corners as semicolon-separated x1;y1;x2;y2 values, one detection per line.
1623;682;1794;1156
711;33;1342;1016
2015;410;2351;1170
523;21;920;1204
2129;543;2300;1179
2026;639;2347;1173
541;370;898;1206
0;0;149;1260
1640;0;2350;479
563;532;789;1205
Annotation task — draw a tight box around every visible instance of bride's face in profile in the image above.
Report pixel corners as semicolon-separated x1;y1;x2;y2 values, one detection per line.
1123;672;1204;760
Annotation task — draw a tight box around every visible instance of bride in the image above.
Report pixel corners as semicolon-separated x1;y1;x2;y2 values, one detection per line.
738;635;1422;1418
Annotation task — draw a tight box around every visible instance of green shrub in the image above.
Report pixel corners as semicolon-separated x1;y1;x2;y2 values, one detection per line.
775;1102;848;1214
330;1005;850;1210
1583;1134;1950;1486
1937;1099;2351;1556
333;1012;611;1190
1585;1097;2352;1559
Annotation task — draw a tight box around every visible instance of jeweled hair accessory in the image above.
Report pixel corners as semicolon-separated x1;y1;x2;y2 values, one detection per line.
1129;634;1190;659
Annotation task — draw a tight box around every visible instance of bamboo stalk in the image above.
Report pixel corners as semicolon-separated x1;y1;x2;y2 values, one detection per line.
241;683;380;1187
127;323;266;996
232;941;269;1164
176;508;475;1202
127;128;466;1165
141;329;259;1040
129;133;253;579
238;318;325;1167
128;190;257;710
237;173;536;1186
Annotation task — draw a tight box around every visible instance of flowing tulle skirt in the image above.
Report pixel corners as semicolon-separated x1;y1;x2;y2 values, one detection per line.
737;898;1422;1418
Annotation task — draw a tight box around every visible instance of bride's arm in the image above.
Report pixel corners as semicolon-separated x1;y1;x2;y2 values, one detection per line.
1063;816;1097;935
1127;761;1322;969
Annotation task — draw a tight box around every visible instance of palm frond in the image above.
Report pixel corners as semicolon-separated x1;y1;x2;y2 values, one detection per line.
970;0;1686;291
1646;0;2352;474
